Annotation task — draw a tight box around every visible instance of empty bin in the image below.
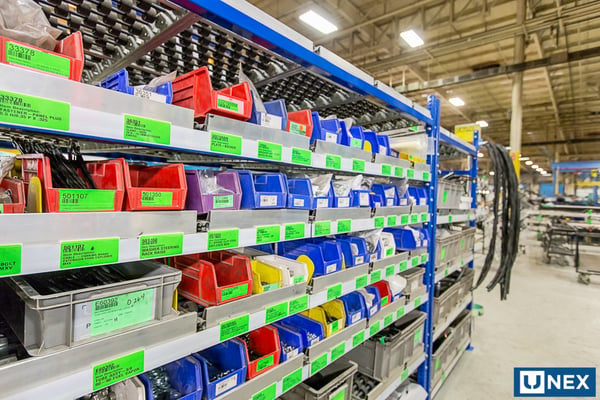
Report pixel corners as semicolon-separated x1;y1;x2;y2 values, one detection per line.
238;170;287;209
100;69;173;104
249;97;288;130
281;359;357;400
194;339;247;399
275;314;326;348
339;292;367;326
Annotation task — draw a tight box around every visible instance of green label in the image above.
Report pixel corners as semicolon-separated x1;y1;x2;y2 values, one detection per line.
285;223;305;240
326;154;341;170
327;284;342;301
58;189;115;212
401;368;409;381
381;296;389;306
401;215;409;224
60;238;119;269
256;225;280;244
411;214;419;224
399;260;408;272
0;244;21;276
140;233;183;259
210;131;242;155
289;121;307;136
310;353;328;375
387;216;397;226
6;42;70;77
93;350;144;390
369;321;381;337
423;172;430;181
337;219;351;233
257;140;282;161
220;314;249;341
213;195;233;209
314;220;331;236
442;371;447;381
414;297;421;308
262;283;279;292
253;383;276;400
382;164;392;175
0;204;3;213
441;247;446;260
351;138;362;148
217;98;239;112
265;301;289;324
141;191;173;207
414;328;421;343
461;239;465;249
355;274;368;289
395;167;405;178
293;275;305;284
386;247;393;257
421;213;428;222
412;257;419;266
449;215;453;222
124;114;171;145
374;217;385;228
421;254;428;263
444;268;449;277
396;306;405;319
291;147;312;165
384;313;393;327
331;342;346;361
352;159;365;172
330;319;340;333
90;289;154;336
256;355;274;372
282;368;303;393
0;90;70;131
289;295;309;314
435;358;440;370
442;191;448;203
407;169;415;179
331;389;345;400
352;331;365;347
370;270;382;283
385;265;395;277
221;283;248;302
208;229;239;250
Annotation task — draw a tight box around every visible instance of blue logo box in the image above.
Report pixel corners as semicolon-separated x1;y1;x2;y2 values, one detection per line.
514;368;596;397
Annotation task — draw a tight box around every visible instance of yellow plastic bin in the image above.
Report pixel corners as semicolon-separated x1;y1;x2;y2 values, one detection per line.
251;259;283;293
303;300;346;337
255;255;309;286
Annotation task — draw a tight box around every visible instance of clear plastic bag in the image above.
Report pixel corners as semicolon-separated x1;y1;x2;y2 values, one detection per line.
352;229;382;253
239;66;266;113
0;0;62;50
198;170;234;195
332;175;362;196
306;173;332;197
0;151;15;182
397;178;409;196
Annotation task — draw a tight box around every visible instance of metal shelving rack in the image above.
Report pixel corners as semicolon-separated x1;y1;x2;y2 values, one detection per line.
0;1;479;399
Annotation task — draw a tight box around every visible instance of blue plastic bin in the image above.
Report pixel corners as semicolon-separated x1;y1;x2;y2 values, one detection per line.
339;292;368;326
311;112;342;144
346;125;365;149
399;189;410;206
350;189;371;207
358;286;381;318
408;187;428;206
287;178;333;209
390;149;400;158
275;314;326;348
139;356;202;400
273;323;305;362
371;184;400;207
250;244;275;254
384;228;422;250
337;236;369;267
194;339;247;399
281;240;343;277
248;95;288;130
362;130;380;154
100;69;173;104
377;134;392;156
417;228;430;248
238;170;287;209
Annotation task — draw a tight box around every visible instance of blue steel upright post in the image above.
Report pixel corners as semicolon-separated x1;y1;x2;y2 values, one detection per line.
418;95;440;396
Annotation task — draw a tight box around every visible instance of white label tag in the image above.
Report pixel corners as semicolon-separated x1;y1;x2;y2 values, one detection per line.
293;198;305;207
133;87;168;103
260;195;278;207
286;348;299;358
351;313;361;323
423;240;428;247
216;94;245;115
384;188;396;197
370;306;378;315
401;199;408;206
386;198;394;206
310;338;320;346
370;253;377;262
359;192;369;206
260;113;283;129
325;132;338;142
215;374;238;396
316;198;329;208
379;145;388;154
355;256;364;264
326;263;337;273
337;197;350;208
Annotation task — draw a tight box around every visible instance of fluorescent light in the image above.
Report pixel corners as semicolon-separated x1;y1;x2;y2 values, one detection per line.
536;168;543;172
400;29;424;48
299;10;338;34
449;97;465;107
531;164;539;169
489;171;495;176
520;157;530;161
478;152;484;158
525;160;533;165
476;120;488;127
506;146;511;150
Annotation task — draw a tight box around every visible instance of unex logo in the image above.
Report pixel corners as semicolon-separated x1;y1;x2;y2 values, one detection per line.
514;368;596;397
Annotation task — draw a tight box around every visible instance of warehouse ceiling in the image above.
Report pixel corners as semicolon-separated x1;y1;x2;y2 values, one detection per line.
248;0;600;173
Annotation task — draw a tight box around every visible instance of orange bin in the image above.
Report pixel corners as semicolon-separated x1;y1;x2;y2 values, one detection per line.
172;66;252;122
174;250;253;307
0;32;84;81
286;110;313;137
0;178;25;213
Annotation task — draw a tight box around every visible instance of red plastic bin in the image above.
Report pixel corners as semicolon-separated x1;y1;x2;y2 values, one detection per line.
371;280;394;308
105;158;187;211
0;32;84;81
286;110;313;137
172;66;252;123
174;250;253;307
19;154;125;213
240;326;281;379
0;178;25;213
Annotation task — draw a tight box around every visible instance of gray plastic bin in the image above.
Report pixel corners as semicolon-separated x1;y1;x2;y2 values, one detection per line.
282;359;357;400
0;261;181;355
399;267;426;298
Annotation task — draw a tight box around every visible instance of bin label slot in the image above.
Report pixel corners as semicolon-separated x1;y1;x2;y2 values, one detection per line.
355;274;368;289
351;138;362;148
352;331;365;347
370;270;382;284
337;219;351;233
256;225;281;244
407;169;415;179
326;154;341;170
0;90;70;131
396;306;405;319
394;167;404;177
282;368;303;393
326;284;342;301
291;147;312;165
257;141;282;161
220;314;250;341
384;313;393;327
382;164;392;176
252;382;276;400
330;342;345;361
369;321;381;337
58;189;115;212
385;265;396;277
423;171;430;181
60;237;119;269
310;353;328;375
210;131;242;155
400;215;409;225
387;216;397;227
289;122;307;136
124;114;171;145
314;220;331;236
6;42;71;77
265;301;289;324
141;191;173;207
352;159;365;172
399;260;408;272
284;223;305;240
0;244;21;276
207;229;239;250
289;295;309;314
92;350;144;391
139;233;183;259
374;217;384;228
215;374;238;396
330;387;346;400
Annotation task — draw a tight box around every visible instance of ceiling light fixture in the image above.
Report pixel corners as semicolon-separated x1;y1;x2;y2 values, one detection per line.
400;29;424;48
449;97;465;107
476;120;488;127
520;157;530;161
531;164;539;169
478;152;484;158
489;171;495;176
299;10;338;34
526;161;533;165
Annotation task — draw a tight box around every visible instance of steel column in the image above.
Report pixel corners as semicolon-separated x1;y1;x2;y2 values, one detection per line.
509;0;526;179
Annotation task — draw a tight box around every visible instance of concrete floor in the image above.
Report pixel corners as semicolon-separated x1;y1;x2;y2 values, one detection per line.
435;233;600;399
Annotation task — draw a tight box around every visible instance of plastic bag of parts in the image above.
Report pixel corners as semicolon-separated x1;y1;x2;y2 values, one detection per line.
306;173;333;197
199;169;235;195
133;70;176;99
352;229;382;253
0;0;62;50
360;175;374;190
392;133;428;161
332;174;362;196
397;177;409;196
239;66;266;113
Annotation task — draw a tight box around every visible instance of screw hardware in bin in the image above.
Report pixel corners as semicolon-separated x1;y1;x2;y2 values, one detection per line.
302;300;346;338
194;339;247;399
273;323;304;362
339;292;368;326
139;355;203;400
239;325;281;379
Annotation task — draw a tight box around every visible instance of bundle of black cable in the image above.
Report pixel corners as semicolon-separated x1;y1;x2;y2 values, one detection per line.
13;139;96;190
475;143;520;300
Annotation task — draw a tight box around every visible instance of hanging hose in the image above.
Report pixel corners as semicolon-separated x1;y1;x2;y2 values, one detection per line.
474;143;520;300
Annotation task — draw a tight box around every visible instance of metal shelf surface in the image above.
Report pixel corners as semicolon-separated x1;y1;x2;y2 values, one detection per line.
437;210;476;224
431;339;471;398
